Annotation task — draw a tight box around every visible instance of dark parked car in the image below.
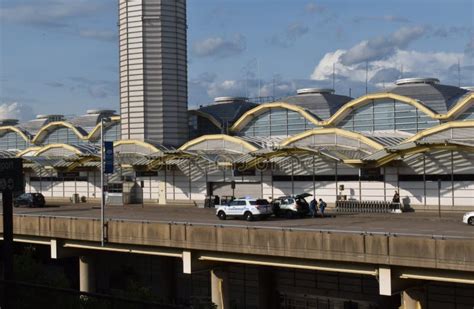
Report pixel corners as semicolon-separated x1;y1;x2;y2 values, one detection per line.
13;193;45;208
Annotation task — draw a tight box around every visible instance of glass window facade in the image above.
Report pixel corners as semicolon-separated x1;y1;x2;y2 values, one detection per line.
240;108;316;137
42;127;86;145
0;131;29;150
103;123;120;142
457;106;474;120
338;99;440;133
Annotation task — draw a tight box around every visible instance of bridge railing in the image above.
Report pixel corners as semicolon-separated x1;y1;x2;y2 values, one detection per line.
336;200;401;214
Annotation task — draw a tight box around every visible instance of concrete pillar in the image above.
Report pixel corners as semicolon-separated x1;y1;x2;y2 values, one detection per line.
258;267;277;309
211;268;229;309
401;287;426;309
79;256;96;293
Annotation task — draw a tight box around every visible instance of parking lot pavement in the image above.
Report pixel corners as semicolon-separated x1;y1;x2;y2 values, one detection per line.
6;203;474;238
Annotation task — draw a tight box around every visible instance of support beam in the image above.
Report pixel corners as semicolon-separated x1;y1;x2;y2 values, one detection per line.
79;256;96;293
182;250;215;274
211;267;229;309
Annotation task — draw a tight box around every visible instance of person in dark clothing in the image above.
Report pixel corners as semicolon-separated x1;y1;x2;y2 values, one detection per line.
392;191;400;203
318;199;327;217
309;198;318;218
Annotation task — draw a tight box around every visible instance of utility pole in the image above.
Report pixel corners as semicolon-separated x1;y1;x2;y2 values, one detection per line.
100;117;106;247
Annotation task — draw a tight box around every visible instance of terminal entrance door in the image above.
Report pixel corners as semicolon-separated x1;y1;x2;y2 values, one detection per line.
210;182;261;199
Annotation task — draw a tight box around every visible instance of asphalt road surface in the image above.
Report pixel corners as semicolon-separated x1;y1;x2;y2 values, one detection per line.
6;203;474;239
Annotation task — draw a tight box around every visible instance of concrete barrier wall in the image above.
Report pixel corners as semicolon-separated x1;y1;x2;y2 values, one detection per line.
4;215;474;272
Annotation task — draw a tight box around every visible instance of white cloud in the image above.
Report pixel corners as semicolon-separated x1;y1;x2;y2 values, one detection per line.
192;34;246;58
0;102;34;121
311;48;468;88
340;26;426;65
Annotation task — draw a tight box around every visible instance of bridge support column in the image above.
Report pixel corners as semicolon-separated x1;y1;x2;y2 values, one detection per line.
258;267;277;309
79;256;96;293
401;287;426;309
211;267;229;309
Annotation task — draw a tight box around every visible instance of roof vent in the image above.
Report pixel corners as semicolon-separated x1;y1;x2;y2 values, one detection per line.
395;77;440;86
213;97;247;104
87;109;116;115
461;86;474;92
0;119;19;126
36;114;64;121
297;88;335;95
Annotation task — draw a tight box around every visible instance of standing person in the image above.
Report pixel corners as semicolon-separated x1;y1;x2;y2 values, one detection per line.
309;198;318;218
392;190;400;203
318;198;327;218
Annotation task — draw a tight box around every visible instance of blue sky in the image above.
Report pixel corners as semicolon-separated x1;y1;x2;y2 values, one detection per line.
0;0;473;120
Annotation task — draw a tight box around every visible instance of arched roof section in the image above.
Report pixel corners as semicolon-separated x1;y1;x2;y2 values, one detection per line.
0;126;31;142
188;110;222;129
16;146;42;157
449;93;474;119
32;121;87;143
230;102;321;132
405;120;474;143
179;134;259;152
32;144;84;157
113;140;164;155
30;116;121;144
374;144;474;167
326;92;474;126
87;116;121;141
280;128;385;151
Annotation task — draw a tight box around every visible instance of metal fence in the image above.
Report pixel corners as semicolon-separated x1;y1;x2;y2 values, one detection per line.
335;200;402;214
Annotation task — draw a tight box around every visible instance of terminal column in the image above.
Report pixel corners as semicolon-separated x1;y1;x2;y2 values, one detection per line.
79;256;96;294
211;267;229;309
401;287;426;309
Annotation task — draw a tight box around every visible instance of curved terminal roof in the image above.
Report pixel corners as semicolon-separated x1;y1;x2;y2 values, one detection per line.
279;91;353;120
387;79;469;114
193;100;258;127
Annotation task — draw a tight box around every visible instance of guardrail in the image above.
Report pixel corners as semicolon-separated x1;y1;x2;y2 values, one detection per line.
336;200;401;214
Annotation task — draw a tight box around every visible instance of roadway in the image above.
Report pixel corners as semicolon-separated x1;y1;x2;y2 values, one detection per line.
7;203;474;239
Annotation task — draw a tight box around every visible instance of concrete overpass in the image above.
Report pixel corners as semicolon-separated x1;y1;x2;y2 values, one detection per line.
2;206;474;308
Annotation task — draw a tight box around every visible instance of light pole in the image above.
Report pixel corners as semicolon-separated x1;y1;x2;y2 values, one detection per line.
100;117;111;247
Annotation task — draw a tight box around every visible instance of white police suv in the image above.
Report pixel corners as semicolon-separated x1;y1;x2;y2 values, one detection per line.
216;198;272;221
462;211;474;226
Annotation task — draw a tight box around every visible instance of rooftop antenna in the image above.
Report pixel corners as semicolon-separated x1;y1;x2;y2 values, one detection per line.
349;87;352;97
458;58;461;87
365;61;368;94
257;58;261;98
272;75;276;100
400;64;404;79
332;62;336;90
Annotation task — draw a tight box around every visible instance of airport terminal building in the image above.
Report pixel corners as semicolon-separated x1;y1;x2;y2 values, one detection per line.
1;78;473;210
0;0;473;210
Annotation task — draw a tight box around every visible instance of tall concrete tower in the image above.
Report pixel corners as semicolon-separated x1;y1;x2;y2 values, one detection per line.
119;0;188;147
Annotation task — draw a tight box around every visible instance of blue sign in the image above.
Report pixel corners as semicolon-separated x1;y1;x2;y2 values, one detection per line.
104;142;114;174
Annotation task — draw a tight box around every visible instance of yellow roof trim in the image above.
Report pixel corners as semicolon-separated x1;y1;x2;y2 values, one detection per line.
113;140;162;154
0;126;30;142
32;121;87;143
33;144;84;157
230;93;474;132
179;134;259;152
189;110;222;129
405;120;474;143
16;146;42;157
375;144;474;167
230;102;320;132
322;93;440;126
280;128;385;151
87;118;121;141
